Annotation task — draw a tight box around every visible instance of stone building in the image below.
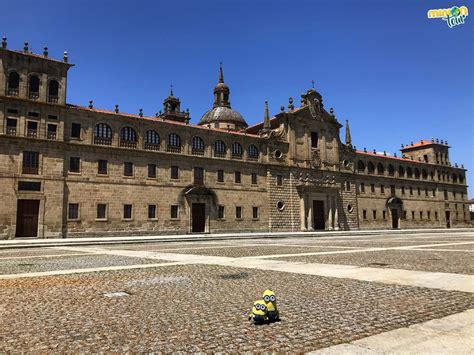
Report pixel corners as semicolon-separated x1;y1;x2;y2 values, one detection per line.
0;39;470;239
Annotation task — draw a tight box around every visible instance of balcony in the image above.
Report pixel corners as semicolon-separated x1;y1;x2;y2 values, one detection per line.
6;126;17;136
29;92;39;100
144;142;160;151
94;137;112;146
248;155;259;162
192;148;205;156
214;151;227;158
48;95;59;104
167;145;181;154
119;140;137;149
47;131;57;140
232;153;243;160
27;129;38;138
7;88;19;97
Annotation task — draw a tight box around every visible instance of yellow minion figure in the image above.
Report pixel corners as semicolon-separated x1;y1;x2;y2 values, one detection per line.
248;299;269;325
263;289;280;322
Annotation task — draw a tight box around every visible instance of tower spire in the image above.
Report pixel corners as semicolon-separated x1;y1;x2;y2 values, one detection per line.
263;101;271;131
345;119;352;146
219;62;224;83
170;84;174;97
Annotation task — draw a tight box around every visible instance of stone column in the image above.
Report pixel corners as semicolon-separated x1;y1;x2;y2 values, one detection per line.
327;196;333;230
334;195;339;230
307;196;313;230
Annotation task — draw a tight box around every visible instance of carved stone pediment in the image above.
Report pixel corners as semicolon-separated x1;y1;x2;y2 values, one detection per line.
311;149;321;168
295;172;337;188
301;89;323;120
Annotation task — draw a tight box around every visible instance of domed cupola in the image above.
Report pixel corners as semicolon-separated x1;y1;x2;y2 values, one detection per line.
198;63;248;130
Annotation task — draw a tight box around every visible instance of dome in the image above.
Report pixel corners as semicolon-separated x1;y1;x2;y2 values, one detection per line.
198;106;248;128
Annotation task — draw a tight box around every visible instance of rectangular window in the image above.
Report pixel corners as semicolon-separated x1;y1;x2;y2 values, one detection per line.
383;210;386;220
148;164;157;178
444;190;448;200
363;210;367;220
370;184;375;193
427;211;431;220
194;167;204;185
345;181;350;191
97;204;107;220
235;171;241;184
123;204;132;219
18;181;41;191
218;205;225;219
22;151;39;174
68;203;79;220
453;191;456;199
419;211;423;220
380;185;385;194
69;157;80;173
423;154;428;163
47;124;57;140
217;170;224;183
48;114;58;120
27;121;38;138
28;112;40;118
390;185;395;195
311;132;318;148
360;183;365;193
71;123;81;138
252;207;259;219
171;205;179;219
417;187;421;196
404;211;407;219
412;211;415;220
124;162;134;176
251;173;257;185
148;204;157;219
6;118;17;135
435;211;439;220
401;186;405;195
98;160;108;175
171;166;179;180
235;206;242;219
409;187;413;195
277;175;283;186
425;188;428;197
373;210;377;220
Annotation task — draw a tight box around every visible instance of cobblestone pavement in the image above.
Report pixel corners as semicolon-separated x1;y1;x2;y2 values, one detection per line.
1;265;473;353
276;250;474;275
0;231;473;352
0;255;169;275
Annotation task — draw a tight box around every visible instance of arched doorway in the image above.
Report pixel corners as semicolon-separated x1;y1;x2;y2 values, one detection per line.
180;185;218;233
386;197;403;229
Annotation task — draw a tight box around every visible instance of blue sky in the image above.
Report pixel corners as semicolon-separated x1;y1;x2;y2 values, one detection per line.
3;0;473;195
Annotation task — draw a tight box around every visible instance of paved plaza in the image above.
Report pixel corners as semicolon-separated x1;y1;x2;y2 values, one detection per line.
0;231;473;353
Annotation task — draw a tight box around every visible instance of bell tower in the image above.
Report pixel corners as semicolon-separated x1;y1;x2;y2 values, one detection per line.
158;85;190;123
213;63;231;108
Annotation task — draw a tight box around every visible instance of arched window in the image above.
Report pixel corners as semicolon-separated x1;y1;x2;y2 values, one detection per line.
94;123;112;145
120;127;137;141
388;164;395;176
231;142;243;158
377;163;384;175
28;75;40;99
406;167;413;178
367;162;375;174
7;72;20;96
398;166;405;177
167;133;181;153
414;168;420;179
145;130;160;145
248;144;259;160
422;169;428;179
120;127;137;148
192;136;205;155
214;140;226;157
48;80;59;103
357;160;365;172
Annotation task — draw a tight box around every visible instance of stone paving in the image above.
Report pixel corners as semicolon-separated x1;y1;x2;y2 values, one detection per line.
0;255;169;275
0;231;473;352
276;250;474;275
1;265;473;353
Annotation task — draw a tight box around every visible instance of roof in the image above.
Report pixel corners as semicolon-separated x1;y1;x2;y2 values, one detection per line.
401;139;449;151
198;106;248;127
67;104;261;139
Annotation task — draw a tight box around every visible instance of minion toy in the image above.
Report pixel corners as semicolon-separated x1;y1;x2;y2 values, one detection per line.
263;289;280;322
248;299;269;325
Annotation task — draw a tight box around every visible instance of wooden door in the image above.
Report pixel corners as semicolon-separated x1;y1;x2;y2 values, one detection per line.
192;203;206;233
16;200;40;237
312;200;325;230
